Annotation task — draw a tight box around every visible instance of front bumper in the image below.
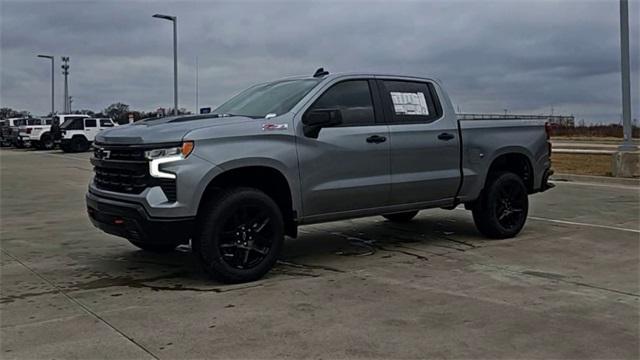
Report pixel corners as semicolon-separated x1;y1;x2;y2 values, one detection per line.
86;191;194;245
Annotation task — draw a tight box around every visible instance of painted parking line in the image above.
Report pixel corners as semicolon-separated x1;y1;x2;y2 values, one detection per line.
550;180;639;191
454;207;639;234
528;216;640;234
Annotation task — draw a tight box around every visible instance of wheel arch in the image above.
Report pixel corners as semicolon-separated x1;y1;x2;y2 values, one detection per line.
197;163;297;237
485;149;535;193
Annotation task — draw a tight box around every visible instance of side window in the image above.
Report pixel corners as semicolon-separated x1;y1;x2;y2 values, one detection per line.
45;119;52;125
380;80;441;124
100;119;114;127
308;80;375;126
85;119;97;128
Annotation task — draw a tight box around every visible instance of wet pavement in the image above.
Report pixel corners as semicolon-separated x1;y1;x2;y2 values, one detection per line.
1;148;639;359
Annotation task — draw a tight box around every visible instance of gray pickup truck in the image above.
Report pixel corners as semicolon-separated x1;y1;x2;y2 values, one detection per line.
87;70;553;283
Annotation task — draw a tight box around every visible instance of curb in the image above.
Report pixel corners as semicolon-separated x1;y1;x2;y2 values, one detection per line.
551;173;640;186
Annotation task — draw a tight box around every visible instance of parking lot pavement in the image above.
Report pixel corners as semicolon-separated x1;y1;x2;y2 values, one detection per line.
1;148;638;359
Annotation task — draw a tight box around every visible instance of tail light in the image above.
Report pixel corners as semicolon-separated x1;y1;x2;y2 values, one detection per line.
26;128;32;134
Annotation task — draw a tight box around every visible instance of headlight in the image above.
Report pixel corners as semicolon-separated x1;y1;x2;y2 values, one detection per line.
146;141;194;179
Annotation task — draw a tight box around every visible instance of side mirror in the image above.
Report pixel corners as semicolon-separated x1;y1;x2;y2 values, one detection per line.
302;109;342;138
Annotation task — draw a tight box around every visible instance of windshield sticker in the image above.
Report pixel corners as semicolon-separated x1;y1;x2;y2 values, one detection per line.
390;92;429;116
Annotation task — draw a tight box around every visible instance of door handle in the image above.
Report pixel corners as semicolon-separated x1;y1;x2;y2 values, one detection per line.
438;132;455;141
366;135;387;144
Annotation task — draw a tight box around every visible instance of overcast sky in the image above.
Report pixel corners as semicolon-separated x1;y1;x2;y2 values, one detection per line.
1;0;638;123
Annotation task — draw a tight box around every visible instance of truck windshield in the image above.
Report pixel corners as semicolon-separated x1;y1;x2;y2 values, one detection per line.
214;78;320;118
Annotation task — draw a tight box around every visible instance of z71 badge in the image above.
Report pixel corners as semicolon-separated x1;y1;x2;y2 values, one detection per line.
262;123;288;131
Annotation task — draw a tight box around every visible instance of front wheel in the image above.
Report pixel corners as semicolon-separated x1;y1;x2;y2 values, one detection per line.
472;171;529;239
194;187;284;283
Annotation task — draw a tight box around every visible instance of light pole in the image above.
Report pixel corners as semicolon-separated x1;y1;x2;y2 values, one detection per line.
61;57;70;114
618;0;636;150
37;55;55;116
153;14;178;115
195;56;199;114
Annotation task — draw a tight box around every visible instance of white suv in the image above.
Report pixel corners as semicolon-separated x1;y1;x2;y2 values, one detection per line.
60;117;117;152
22;114;90;150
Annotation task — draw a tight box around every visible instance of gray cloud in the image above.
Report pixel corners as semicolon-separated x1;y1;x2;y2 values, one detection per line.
1;0;638;123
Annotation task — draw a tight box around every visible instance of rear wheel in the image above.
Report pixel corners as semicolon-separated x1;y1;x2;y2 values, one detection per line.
382;210;419;222
39;133;54;150
194;187;284;283
128;240;178;253
472;171;528;239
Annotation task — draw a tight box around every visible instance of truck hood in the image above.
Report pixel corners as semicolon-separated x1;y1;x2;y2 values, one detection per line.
95;114;256;145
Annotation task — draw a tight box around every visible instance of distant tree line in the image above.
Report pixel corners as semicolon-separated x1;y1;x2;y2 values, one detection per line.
0;108;30;119
551;123;639;138
0;103;191;124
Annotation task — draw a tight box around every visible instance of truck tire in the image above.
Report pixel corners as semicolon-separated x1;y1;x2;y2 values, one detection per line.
193;187;284;283
472;171;529;239
39;133;54;150
383;211;419;222
67;136;89;152
128;240;178;253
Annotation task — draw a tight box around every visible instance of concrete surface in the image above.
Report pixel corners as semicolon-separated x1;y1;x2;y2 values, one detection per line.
612;151;640;178
1;148;639;359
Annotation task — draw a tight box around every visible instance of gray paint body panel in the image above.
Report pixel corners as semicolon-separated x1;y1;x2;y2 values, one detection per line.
88;72;550;225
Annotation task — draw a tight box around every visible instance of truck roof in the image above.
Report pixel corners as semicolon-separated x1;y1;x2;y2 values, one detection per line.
281;71;439;84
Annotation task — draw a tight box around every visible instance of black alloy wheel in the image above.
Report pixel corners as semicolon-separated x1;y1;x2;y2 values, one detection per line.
218;204;276;269
472;171;529;239
194;187;284;283
494;179;527;232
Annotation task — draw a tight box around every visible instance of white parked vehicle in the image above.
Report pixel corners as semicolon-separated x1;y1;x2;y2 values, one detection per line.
17;118;52;148
23;114;89;150
1;117;29;147
60;117;117;152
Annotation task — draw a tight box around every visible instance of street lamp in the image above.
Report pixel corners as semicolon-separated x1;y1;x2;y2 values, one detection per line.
153;13;178;115
37;55;54;116
618;0;636;150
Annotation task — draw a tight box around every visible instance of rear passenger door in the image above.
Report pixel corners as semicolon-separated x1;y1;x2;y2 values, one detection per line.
297;79;391;217
377;79;460;206
84;119;98;141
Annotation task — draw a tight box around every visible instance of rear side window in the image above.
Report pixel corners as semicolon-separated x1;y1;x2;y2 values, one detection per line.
379;80;441;124
85;119;97;127
61;118;83;130
308;80;375;126
100;119;114;127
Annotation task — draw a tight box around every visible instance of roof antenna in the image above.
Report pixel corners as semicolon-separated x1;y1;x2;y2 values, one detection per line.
313;67;329;77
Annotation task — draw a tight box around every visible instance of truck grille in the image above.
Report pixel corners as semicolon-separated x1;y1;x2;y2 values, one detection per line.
91;144;177;201
94;166;147;194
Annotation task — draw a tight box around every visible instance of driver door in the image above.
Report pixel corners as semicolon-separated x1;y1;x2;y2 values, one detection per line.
296;79;391;218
